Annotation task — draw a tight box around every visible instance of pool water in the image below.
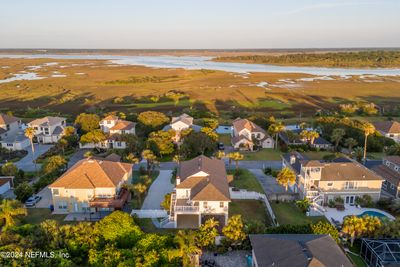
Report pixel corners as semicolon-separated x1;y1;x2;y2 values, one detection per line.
357;211;387;219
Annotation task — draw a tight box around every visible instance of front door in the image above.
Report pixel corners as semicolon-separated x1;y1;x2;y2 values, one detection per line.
345;196;355;205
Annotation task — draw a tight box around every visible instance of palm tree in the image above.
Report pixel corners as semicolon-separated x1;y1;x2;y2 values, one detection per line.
342;216;367;247
24;127;37;172
126;153;139;164
0;200;27;230
299;122;307;130
363;215;381;237
276;167;296;192
344;138;358;152
268;122;285;150
142;149;158;175
361;122;375;162
353;147;364;162
173;230;202;267
227;152;244;170
132;183;147;207
308;131;319;145
331;128;346;151
173;154;181;164
215;151;225;160
299;130;310;142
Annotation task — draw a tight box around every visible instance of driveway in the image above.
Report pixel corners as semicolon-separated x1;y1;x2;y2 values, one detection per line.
141;170;174;210
67;149;89;168
15;144;53;172
248;169;286;195
32;186;52;208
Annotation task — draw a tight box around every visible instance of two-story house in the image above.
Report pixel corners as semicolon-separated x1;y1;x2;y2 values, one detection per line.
231;118;274;151
80;115;136;149
169;155;231;228
373;121;400;143
0;113;30;151
28;116;67;144
372;156;400;199
49;158;132;214
282;152;383;208
162;113;202;142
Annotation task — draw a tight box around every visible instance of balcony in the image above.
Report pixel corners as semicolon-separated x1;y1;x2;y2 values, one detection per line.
174;205;199;213
89;189;129;209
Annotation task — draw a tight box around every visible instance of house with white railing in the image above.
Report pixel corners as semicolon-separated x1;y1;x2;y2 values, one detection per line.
282;152;383;212
169;155;231;228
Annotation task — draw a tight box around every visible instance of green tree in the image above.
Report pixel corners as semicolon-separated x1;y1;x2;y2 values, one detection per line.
295;198;310;213
148;130;175;157
363;215;381;237
361;122;375;161
80;129;107;145
268;122;285;149
311;221;339;243
331;128;346;151
57;138;69;155
160;193;171;211
180;132;216;159
75;113;100;133
202;118;218;130
24;127;37;172
344;137;358;152
353;147;364;162
133;183;147;206
63;126;76;137
42;155;67;176
14;182;33;202
142;149;158;175
172;230;201;267
222;215;246;245
276;167;296;192
0;199;27;230
125;153;139;164
342;216;366;247
1;162;18;177
227;152;244;170
374;218;400;238
215;151;225;159
196;218;219;249
138;111;169;129
201;127;218;141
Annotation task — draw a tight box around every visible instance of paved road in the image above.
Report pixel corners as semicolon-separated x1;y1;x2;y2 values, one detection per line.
67;149;89;168
141;170;174;210
248;169;286;195
33;186;52;208
15;144;53;172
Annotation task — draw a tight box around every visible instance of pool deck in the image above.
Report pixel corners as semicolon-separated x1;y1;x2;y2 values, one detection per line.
324;205;395;224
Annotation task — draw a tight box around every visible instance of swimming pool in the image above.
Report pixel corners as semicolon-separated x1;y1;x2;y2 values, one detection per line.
357;211;388;219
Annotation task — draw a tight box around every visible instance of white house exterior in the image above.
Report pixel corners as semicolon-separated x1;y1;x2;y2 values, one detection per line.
231;118;274;151
373;121;400;143
162;114;202;142
0;177;13;195
28;116;67;144
169;155;231;228
0;114;30;151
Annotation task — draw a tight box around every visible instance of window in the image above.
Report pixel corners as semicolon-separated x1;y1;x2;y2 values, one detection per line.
327;182;333;187
57;201;67;209
345;181;357;190
6;125;10;131
220;202;224;208
53;189;59;196
82;202;90;212
6;143;13;147
203;202;208;208
391;184;396;190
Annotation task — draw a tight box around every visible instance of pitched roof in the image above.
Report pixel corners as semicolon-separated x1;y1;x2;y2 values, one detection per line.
110;120;135;131
171;113;193;126
249;234;352;267
101;115;119;122
373;121;400;134
29;116;66;127
177;155;230;201
105;153;122;162
385;156;400;166
0;114;20;125
372;165;400;187
231;134;252;145
232;118;266;134
49;158;132;189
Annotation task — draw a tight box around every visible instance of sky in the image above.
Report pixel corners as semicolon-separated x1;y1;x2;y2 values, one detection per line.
0;0;399;49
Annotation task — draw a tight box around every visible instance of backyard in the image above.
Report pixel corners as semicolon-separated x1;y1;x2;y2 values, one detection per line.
242;148;282;161
22;208;67;225
270;202;327;225
218;134;232;146
228;169;264;193
229;200;272;226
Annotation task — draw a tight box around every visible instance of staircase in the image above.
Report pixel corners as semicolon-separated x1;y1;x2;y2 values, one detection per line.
169;192;176;221
308;193;326;216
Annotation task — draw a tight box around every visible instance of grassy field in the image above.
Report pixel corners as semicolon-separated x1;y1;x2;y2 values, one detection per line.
229;200;272;226
242;148;282;160
302;151;339;160
136;218;179;234
218;134;232;145
22;208;67;225
1;58;400;117
228;169;264;193
270;202;328;225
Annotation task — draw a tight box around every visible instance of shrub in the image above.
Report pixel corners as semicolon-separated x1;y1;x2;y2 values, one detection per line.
355;195;374;208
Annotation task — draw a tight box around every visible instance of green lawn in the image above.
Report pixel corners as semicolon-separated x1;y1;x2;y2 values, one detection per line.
229;200;273;226
347;242;367;267
302;151;340;160
228;169;264;193
218;134;232;146
242;148;282;161
136;218;178;234
367;152;386;160
270;202;327;225
22;208;67;225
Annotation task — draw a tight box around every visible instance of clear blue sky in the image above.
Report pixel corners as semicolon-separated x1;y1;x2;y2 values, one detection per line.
1;0;399;49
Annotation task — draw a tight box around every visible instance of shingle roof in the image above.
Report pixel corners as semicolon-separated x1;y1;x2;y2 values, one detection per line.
373;121;400;134
29;116;66;127
249;234;352;267
49;158;132;189
372;165;400;186
232;118;266;134
171;113;193;126
385;156;400;166
110;120;135;131
101;115;119;122
313;137;332;145
0;114;20;125
177;155;230;201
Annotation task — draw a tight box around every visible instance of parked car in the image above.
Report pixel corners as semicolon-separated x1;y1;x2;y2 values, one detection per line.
25;195;42;207
217;142;225;150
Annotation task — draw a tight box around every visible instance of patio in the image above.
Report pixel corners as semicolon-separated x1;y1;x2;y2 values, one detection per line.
323;205;395;224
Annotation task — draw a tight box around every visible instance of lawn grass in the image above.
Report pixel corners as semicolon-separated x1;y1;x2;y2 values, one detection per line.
228;169;264;193
218;134;232;146
302;151;339;160
242;148;282;161
367;152;385;160
136;218;179;234
270;202;328;225
22;208;67;225
347;242;367;267
229;200;273;226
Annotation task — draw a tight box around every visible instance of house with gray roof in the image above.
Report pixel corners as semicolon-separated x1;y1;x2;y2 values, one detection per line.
0;113;30;151
28;116;67;144
372;156;400;199
373;120;400;143
169;155;231;228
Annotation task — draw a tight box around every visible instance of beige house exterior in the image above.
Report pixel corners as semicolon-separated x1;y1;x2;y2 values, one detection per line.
49;158;132;214
28;116;67;144
169;155;231;228
232;118;274;151
373;121;400;143
282;152;383;208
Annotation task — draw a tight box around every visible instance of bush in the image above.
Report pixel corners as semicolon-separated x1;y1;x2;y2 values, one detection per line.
355;195;374;208
14;182;33;202
328;199;335;208
264;167;272;175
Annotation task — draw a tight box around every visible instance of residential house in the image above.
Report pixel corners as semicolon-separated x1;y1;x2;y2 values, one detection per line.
0;176;13;195
372;156;400;199
80;115;136;149
28;116;67;144
0;113;30;151
169;155;231;228
282;152;383;208
249;234;352;267
279;125;333;150
49;158;132;214
231;118;274;151
162;113;202;142
373;121;400;143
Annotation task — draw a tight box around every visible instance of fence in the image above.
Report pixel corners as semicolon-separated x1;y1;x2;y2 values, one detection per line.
131;209;168;218
267;193;298;202
229;188;278;226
